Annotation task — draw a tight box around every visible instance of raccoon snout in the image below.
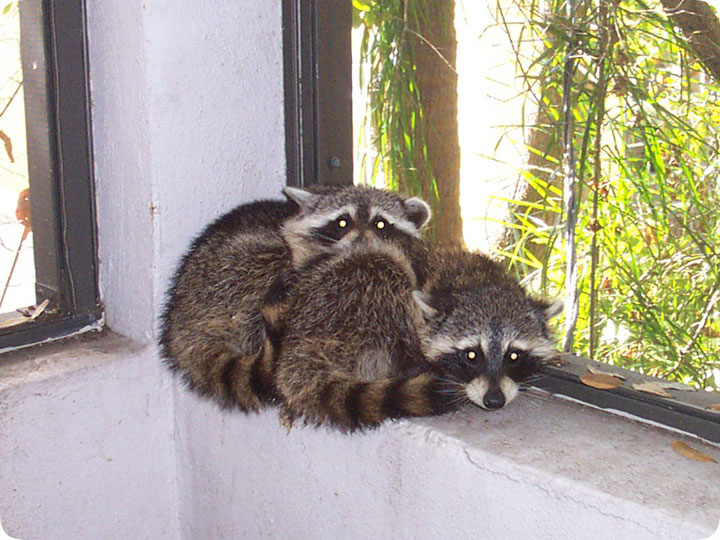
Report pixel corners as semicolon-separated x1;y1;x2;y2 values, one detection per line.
482;388;506;410
466;377;518;411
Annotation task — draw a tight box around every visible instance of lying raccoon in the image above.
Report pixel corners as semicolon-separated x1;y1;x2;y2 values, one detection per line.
275;242;561;432
159;185;432;411
422;248;562;412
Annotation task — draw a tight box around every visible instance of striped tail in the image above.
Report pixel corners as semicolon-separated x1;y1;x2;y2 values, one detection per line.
276;370;455;432
163;336;278;412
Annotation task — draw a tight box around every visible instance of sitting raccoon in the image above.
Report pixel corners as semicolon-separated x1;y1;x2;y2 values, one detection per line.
159;185;432;412
274;234;439;432
275;245;561;432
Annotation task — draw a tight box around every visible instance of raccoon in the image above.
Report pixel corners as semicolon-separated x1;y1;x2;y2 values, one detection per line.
274;237;444;432
159;197;300;411
274;246;561;432
420;248;563;411
159;184;432;412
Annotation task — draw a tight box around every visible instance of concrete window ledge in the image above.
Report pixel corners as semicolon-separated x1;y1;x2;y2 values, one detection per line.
177;370;720;539
2;333;718;540
0;333;179;539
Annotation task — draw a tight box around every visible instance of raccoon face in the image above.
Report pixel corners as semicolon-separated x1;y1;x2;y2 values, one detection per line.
281;186;431;267
421;287;562;411
432;337;548;410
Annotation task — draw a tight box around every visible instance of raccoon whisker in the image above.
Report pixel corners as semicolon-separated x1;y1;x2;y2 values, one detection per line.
521;374;547;385
311;232;339;244
452;394;472;405
433;375;464;387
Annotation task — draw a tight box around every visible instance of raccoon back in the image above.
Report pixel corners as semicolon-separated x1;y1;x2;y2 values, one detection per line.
274;243;439;430
159;198;298;410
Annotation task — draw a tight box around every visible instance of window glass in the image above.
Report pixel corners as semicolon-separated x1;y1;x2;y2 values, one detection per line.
0;1;35;318
0;0;99;347
351;0;720;393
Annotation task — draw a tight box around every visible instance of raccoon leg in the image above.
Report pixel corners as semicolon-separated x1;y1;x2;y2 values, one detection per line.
277;405;297;433
261;272;293;331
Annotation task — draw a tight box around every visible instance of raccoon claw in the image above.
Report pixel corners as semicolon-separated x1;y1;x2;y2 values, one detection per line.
278;407;296;433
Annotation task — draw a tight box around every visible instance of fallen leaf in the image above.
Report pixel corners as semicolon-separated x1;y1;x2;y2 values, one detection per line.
587;365;627;380
632;382;673;398
657;381;696;392
706;404;720;412
29;298;50;320
671;441;717;463
580;373;623;390
0;129;13;163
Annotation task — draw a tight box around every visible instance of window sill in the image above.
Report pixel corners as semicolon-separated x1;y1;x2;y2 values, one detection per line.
1;332;717;538
0;329;140;391
412;390;719;537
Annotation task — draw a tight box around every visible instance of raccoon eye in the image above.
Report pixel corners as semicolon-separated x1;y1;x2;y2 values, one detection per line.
506;350;521;362
375;219;386;230
466;350;477;361
336;216;350;229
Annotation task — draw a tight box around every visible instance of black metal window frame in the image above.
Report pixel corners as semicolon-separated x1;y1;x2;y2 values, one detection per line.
0;0;101;350
283;0;353;188
282;1;720;443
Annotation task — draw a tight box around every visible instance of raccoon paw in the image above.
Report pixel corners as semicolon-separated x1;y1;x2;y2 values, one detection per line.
278;406;297;434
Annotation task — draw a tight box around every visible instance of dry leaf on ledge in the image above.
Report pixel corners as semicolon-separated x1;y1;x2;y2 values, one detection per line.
587;365;627;380
580;373;623;390
656;380;697;392
632;382;673;398
706;404;720;412
670;441;717;463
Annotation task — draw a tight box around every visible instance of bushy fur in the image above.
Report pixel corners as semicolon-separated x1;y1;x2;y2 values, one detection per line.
159;186;559;428
275;245;561;431
159;185;432;414
159;198;298;410
274;240;447;431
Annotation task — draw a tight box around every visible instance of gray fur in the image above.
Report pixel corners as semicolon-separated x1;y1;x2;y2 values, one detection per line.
160;185;432;414
422;247;561;410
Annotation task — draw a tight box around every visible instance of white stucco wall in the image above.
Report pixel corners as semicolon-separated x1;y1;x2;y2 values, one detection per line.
0;335;177;539
0;2;718;540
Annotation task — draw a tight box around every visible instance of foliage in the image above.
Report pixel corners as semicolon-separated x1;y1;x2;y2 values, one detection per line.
496;0;720;389
352;0;437;198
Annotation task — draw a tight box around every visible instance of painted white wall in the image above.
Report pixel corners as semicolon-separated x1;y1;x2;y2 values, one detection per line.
0;1;718;540
175;391;718;540
0;336;178;540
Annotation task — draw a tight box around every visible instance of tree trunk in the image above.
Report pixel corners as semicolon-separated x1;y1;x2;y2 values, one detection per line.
496;87;564;257
407;0;463;247
660;0;720;84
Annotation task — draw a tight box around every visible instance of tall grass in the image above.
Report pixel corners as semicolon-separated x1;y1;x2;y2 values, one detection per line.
497;0;720;389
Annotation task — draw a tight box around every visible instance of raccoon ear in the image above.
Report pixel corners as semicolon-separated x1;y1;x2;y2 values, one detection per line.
404;197;432;229
538;298;564;320
412;291;437;319
283;187;317;211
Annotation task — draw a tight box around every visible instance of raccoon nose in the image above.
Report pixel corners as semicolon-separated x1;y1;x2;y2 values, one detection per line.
483;389;506;410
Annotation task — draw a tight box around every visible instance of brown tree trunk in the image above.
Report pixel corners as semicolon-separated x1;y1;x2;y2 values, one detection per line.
660;0;720;84
496;88;564;257
407;0;463;248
